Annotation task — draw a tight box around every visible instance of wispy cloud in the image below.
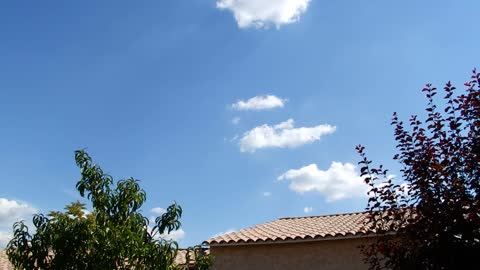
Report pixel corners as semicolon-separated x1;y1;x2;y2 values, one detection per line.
304;206;313;213
262;191;272;197
239;119;336;153
150;207;167;216
231;95;286;111
210;229;237;239
278;162;368;202
230;134;239;142
232;117;241;125
216;0;311;29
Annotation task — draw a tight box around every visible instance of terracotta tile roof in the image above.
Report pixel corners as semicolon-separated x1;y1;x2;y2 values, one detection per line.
175;249;192;265
0;251;13;270
174;248;210;266
207;212;371;245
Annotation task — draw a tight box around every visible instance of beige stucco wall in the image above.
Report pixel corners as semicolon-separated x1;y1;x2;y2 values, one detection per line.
210;238;369;270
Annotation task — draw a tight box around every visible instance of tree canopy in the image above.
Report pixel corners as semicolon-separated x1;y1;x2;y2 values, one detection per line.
357;69;480;269
6;150;210;270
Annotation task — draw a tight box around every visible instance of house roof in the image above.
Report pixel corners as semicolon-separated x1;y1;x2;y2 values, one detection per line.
174;248;210;266
0;251;13;270
0;249;205;269
207;211;371;246
175;249;193;265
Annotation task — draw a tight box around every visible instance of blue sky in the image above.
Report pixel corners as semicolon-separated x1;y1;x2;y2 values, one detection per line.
0;0;479;248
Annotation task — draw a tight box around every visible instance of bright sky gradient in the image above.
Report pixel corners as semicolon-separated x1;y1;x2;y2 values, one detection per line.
1;0;479;248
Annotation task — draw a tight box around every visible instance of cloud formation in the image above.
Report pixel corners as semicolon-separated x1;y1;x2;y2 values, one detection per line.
150;207;167;216
278;162;368;202
304;206;313;213
0;198;37;247
263;191;272;197
148;210;185;242
160;228;185;241
239;119;335;152
232;117;241;125
211;229;237;239
231;95;286;111
216;0;311;29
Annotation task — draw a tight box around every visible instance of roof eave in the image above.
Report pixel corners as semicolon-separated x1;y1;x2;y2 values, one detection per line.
206;232;381;247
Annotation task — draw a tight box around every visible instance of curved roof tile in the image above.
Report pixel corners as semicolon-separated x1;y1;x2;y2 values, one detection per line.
207;211;371;245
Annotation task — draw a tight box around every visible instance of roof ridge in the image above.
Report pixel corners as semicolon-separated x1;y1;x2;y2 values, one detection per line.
278;210;368;220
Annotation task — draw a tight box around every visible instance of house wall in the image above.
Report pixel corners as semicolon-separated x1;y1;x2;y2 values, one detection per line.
210;238;369;270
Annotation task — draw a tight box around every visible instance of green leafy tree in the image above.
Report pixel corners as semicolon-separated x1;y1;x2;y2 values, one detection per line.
6;150;188;270
357;69;480;269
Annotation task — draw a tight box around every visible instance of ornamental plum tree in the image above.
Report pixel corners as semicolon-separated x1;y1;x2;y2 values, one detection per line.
357;69;480;269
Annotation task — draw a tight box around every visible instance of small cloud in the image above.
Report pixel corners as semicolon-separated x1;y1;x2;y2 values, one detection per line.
0;198;37;248
230;134;239;142
232;117;241;125
151;207;167;215
231;95;286;111
216;0;311;29
211;228;237;239
278;162;368;202
371;182;410;199
161;228;185;241
262;191;272;197
387;174;397;180
304;206;313;213
82;209;91;216
148;213;185;241
399;183;410;194
239;119;336;153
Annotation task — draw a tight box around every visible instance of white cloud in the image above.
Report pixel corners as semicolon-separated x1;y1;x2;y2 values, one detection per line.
151;207;167;215
161;228;185;241
239;119;336;152
399;183;410;195
82;209;91;216
211;229;237;239
304;206;313;213
371;182;411;199
0;198;37;222
263;191;272;197
232;117;241;125
0;198;37;248
216;0;311;29
147;213;185;242
231;95;286;111
278;162;368;202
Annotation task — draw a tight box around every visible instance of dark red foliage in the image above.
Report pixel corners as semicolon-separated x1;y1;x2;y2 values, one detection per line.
357;69;480;270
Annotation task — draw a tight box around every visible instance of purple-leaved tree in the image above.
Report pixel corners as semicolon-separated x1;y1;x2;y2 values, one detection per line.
357;69;480;269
